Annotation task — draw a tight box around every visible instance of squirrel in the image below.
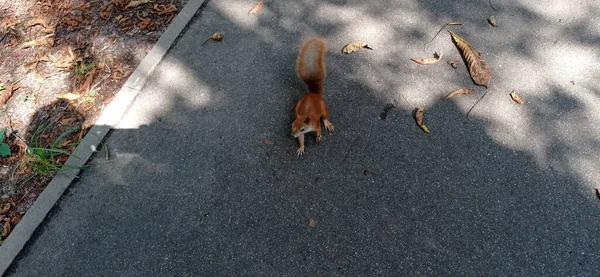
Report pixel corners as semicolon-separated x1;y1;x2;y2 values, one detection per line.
291;37;334;155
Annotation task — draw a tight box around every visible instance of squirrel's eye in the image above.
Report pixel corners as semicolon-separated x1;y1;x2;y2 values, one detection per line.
300;128;305;131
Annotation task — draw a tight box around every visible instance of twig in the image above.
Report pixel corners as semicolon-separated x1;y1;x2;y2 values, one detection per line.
489;0;498;11
340;137;358;164
466;89;491;116
104;143;109;162
425;22;463;45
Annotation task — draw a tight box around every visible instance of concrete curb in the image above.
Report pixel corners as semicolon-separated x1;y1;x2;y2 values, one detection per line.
0;0;209;274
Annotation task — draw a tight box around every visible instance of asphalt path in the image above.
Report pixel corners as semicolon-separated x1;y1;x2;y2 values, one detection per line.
7;0;600;275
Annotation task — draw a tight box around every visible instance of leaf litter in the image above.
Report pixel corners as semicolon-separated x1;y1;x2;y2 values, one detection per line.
342;41;373;54
449;30;491;88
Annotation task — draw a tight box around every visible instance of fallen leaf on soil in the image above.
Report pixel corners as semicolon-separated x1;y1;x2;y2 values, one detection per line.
445;88;474;99
26;18;56;33
0;203;10;215
29;193;37;199
50;46;77;69
308;218;316;228
56;93;81;101
0;83;18;105
264;139;273;145
411;52;442;65
488;16;498;27
126;0;152;9
510;90;523;104
21;35;54;48
2;219;10;238
153;3;177;15
248;1;263;15
100;4;112;20
447;60;458;68
415;107;430;134
137;13;154;29
449;30;491;88
342;41;373;54
10;216;21;225
201;32;224;45
60;117;77;125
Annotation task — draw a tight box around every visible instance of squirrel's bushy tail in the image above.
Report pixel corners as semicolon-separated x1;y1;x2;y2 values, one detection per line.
296;37;327;94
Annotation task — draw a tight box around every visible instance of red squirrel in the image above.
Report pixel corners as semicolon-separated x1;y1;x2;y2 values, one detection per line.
291;37;334;155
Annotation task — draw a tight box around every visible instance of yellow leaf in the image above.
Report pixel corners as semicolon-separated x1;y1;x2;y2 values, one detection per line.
126;0;152;9
56;93;81;100
342;41;373;54
411;52;442;65
415;107;430;134
510;90;523;104
308;218;316;228
445;88;474;99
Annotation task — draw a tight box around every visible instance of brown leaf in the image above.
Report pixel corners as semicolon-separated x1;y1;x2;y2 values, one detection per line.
60;117;77;125
201;32;224;45
510;90;523;104
152;4;177;15
264;139;273;145
0;83;18;105
411;52;442;65
1;220;10;238
21;35;54;48
447;60;458;69
26;18;56;33
126;0;152;9
56;93;81;101
342;41;373;54
11;215;21;225
248;1;264;15
415;107;430;134
308;218;316;228
445;88;474;99
448;30;491;87
100;4;112;20
137;13;154;29
0;203;10;215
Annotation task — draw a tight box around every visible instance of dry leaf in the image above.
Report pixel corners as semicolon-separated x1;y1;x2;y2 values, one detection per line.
342;41;373;54
26;18;56;33
56;93;81;101
0;203;10;215
60;117;77;125
488;16;498;27
202;32;224;45
445;88;474;99
248;1;263;15
264;139;273;145
510;90;523;104
137;12;154;29
447;60;458;69
21;35;54;48
152;4;177;15
448;30;491;88
1;220;10;238
126;0;152;9
415;107;430;134
0;83;18;105
100;4;112;20
308;218;316;228
411;52;442;65
10;215;21;225
447;22;464;25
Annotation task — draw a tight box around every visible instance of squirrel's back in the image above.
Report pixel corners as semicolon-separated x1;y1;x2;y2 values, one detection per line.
296;37;327;94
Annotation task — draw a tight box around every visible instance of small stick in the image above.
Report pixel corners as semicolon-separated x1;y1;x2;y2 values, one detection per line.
104;144;109;162
489;0;498;11
466;89;491;116
425;22;463;45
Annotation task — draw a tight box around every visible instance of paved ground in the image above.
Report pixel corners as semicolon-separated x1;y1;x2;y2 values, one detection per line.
6;0;600;276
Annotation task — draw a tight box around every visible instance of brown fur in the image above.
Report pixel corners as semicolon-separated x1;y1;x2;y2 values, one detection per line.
291;37;334;155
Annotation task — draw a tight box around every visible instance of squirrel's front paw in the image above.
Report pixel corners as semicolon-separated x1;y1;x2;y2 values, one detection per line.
324;120;334;132
297;147;305;156
316;135;322;142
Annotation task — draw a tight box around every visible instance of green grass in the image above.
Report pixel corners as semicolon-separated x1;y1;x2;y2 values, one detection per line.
0;128;10;157
24;123;85;176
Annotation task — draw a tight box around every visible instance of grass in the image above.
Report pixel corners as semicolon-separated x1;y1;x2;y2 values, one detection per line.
0;128;10;157
22;122;85;178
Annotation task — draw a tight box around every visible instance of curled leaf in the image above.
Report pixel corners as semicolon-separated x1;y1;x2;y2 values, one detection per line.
0;203;10;215
202;32;224;45
447;60;458;69
415;107;430;134
308;218;316;228
342;41;373;54
488;16;498;27
126;0;152;9
21;35;54;48
448;30;491;87
248;1;263;15
411;52;442;65
510;90;523;104
2;219;10;238
445;88;474;99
